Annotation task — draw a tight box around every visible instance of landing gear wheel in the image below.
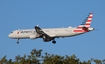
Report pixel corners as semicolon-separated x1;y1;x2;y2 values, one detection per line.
17;42;19;44
16;38;19;44
52;40;56;44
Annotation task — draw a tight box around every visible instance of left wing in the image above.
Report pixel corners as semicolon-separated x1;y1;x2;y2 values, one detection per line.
34;26;56;38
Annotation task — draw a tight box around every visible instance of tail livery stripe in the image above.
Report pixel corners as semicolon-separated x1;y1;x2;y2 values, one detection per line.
73;13;93;32
77;13;93;28
73;29;87;32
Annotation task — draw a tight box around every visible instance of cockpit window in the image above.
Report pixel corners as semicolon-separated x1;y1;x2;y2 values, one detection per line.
11;32;13;33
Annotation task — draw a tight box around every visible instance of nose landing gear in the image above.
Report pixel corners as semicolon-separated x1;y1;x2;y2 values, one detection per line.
16;38;19;44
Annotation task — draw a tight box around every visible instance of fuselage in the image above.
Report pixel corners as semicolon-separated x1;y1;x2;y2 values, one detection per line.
8;26;94;40
8;27;86;39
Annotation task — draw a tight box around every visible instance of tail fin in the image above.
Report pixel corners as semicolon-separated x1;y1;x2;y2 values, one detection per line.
77;13;93;28
73;13;93;32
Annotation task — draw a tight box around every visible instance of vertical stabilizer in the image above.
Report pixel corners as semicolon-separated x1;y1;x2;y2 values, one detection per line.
73;13;93;32
77;13;93;28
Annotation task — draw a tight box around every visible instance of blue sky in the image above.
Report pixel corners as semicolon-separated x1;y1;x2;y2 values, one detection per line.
0;0;105;61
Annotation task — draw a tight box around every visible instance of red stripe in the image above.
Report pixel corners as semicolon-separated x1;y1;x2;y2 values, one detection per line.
85;24;90;25
86;20;91;22
73;30;83;32
73;29;88;32
88;16;92;18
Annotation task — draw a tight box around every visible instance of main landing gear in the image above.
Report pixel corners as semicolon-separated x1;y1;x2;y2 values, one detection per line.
16;38;19;44
51;38;56;44
52;40;56;44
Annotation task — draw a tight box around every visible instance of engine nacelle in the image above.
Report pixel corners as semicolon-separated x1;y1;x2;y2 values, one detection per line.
30;35;37;40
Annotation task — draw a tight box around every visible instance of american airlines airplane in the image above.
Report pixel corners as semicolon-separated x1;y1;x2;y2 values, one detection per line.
8;13;94;44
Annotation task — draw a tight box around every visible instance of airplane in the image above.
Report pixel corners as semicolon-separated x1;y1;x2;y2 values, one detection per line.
8;13;94;44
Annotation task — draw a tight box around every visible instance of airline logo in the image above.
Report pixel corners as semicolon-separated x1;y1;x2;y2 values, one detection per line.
21;31;33;33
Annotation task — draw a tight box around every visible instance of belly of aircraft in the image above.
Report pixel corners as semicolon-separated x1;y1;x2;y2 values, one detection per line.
53;32;76;37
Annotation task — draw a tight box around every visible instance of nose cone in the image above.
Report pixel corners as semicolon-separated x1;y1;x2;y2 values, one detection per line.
8;34;12;38
8;33;19;39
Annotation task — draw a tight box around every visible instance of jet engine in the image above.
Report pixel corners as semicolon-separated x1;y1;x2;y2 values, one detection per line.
30;35;37;40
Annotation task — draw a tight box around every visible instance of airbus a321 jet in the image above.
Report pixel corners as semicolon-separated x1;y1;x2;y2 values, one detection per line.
8;13;94;44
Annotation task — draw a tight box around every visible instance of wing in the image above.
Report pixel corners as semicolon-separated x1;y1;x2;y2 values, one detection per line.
34;26;56;38
35;25;46;35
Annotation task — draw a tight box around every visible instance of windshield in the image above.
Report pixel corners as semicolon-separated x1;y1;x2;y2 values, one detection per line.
11;32;13;33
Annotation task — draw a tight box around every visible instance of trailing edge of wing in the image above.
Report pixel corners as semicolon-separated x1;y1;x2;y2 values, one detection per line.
34;26;56;37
